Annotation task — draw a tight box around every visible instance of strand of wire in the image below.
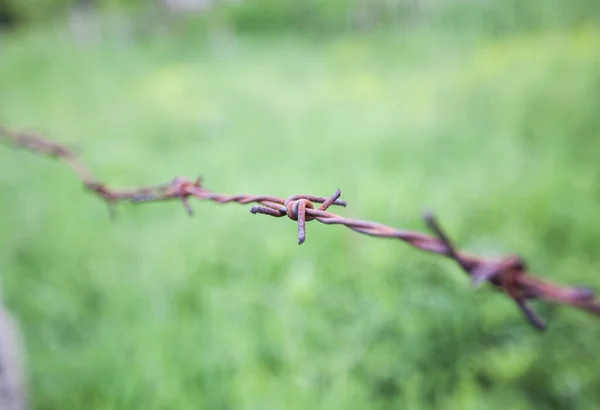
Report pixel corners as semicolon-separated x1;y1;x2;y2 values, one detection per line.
2;127;599;330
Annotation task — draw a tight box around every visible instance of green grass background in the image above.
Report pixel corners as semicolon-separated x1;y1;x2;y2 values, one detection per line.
1;12;600;409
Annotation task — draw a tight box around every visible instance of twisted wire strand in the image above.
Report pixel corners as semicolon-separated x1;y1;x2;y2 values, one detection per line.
2;126;600;330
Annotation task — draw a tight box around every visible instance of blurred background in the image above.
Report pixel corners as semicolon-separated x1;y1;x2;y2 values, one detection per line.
1;1;600;409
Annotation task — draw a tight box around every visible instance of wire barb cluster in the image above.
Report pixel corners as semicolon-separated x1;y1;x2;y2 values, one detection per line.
2;126;600;330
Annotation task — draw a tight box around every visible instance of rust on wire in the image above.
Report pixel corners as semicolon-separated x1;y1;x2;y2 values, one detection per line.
2;126;600;331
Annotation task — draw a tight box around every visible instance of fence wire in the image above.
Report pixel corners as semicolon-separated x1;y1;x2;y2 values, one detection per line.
2;126;600;331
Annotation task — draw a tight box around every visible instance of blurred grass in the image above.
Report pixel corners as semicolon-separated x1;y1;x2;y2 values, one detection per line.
1;20;600;409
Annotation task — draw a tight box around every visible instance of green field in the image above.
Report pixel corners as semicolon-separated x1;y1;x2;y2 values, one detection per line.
1;19;600;409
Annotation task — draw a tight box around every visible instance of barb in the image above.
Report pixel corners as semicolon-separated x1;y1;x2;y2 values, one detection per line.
2;126;600;330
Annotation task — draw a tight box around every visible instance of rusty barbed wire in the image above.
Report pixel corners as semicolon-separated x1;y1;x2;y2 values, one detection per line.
2;126;600;330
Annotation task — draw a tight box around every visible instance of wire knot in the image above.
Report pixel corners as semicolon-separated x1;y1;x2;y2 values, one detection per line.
166;176;204;216
284;197;315;222
130;176;205;216
251;189;346;245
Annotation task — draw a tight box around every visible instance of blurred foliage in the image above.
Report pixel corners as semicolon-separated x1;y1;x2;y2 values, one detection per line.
217;0;600;34
0;0;79;22
1;1;600;409
0;0;141;23
1;0;599;34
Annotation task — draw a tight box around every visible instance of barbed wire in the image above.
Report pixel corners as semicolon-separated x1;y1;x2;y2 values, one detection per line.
2;126;600;331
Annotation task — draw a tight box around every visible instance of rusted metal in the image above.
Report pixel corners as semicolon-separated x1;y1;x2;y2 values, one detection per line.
0;127;196;218
251;192;600;330
2;126;600;330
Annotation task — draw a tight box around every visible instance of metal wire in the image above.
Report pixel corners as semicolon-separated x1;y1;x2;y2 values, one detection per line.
2;126;600;331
